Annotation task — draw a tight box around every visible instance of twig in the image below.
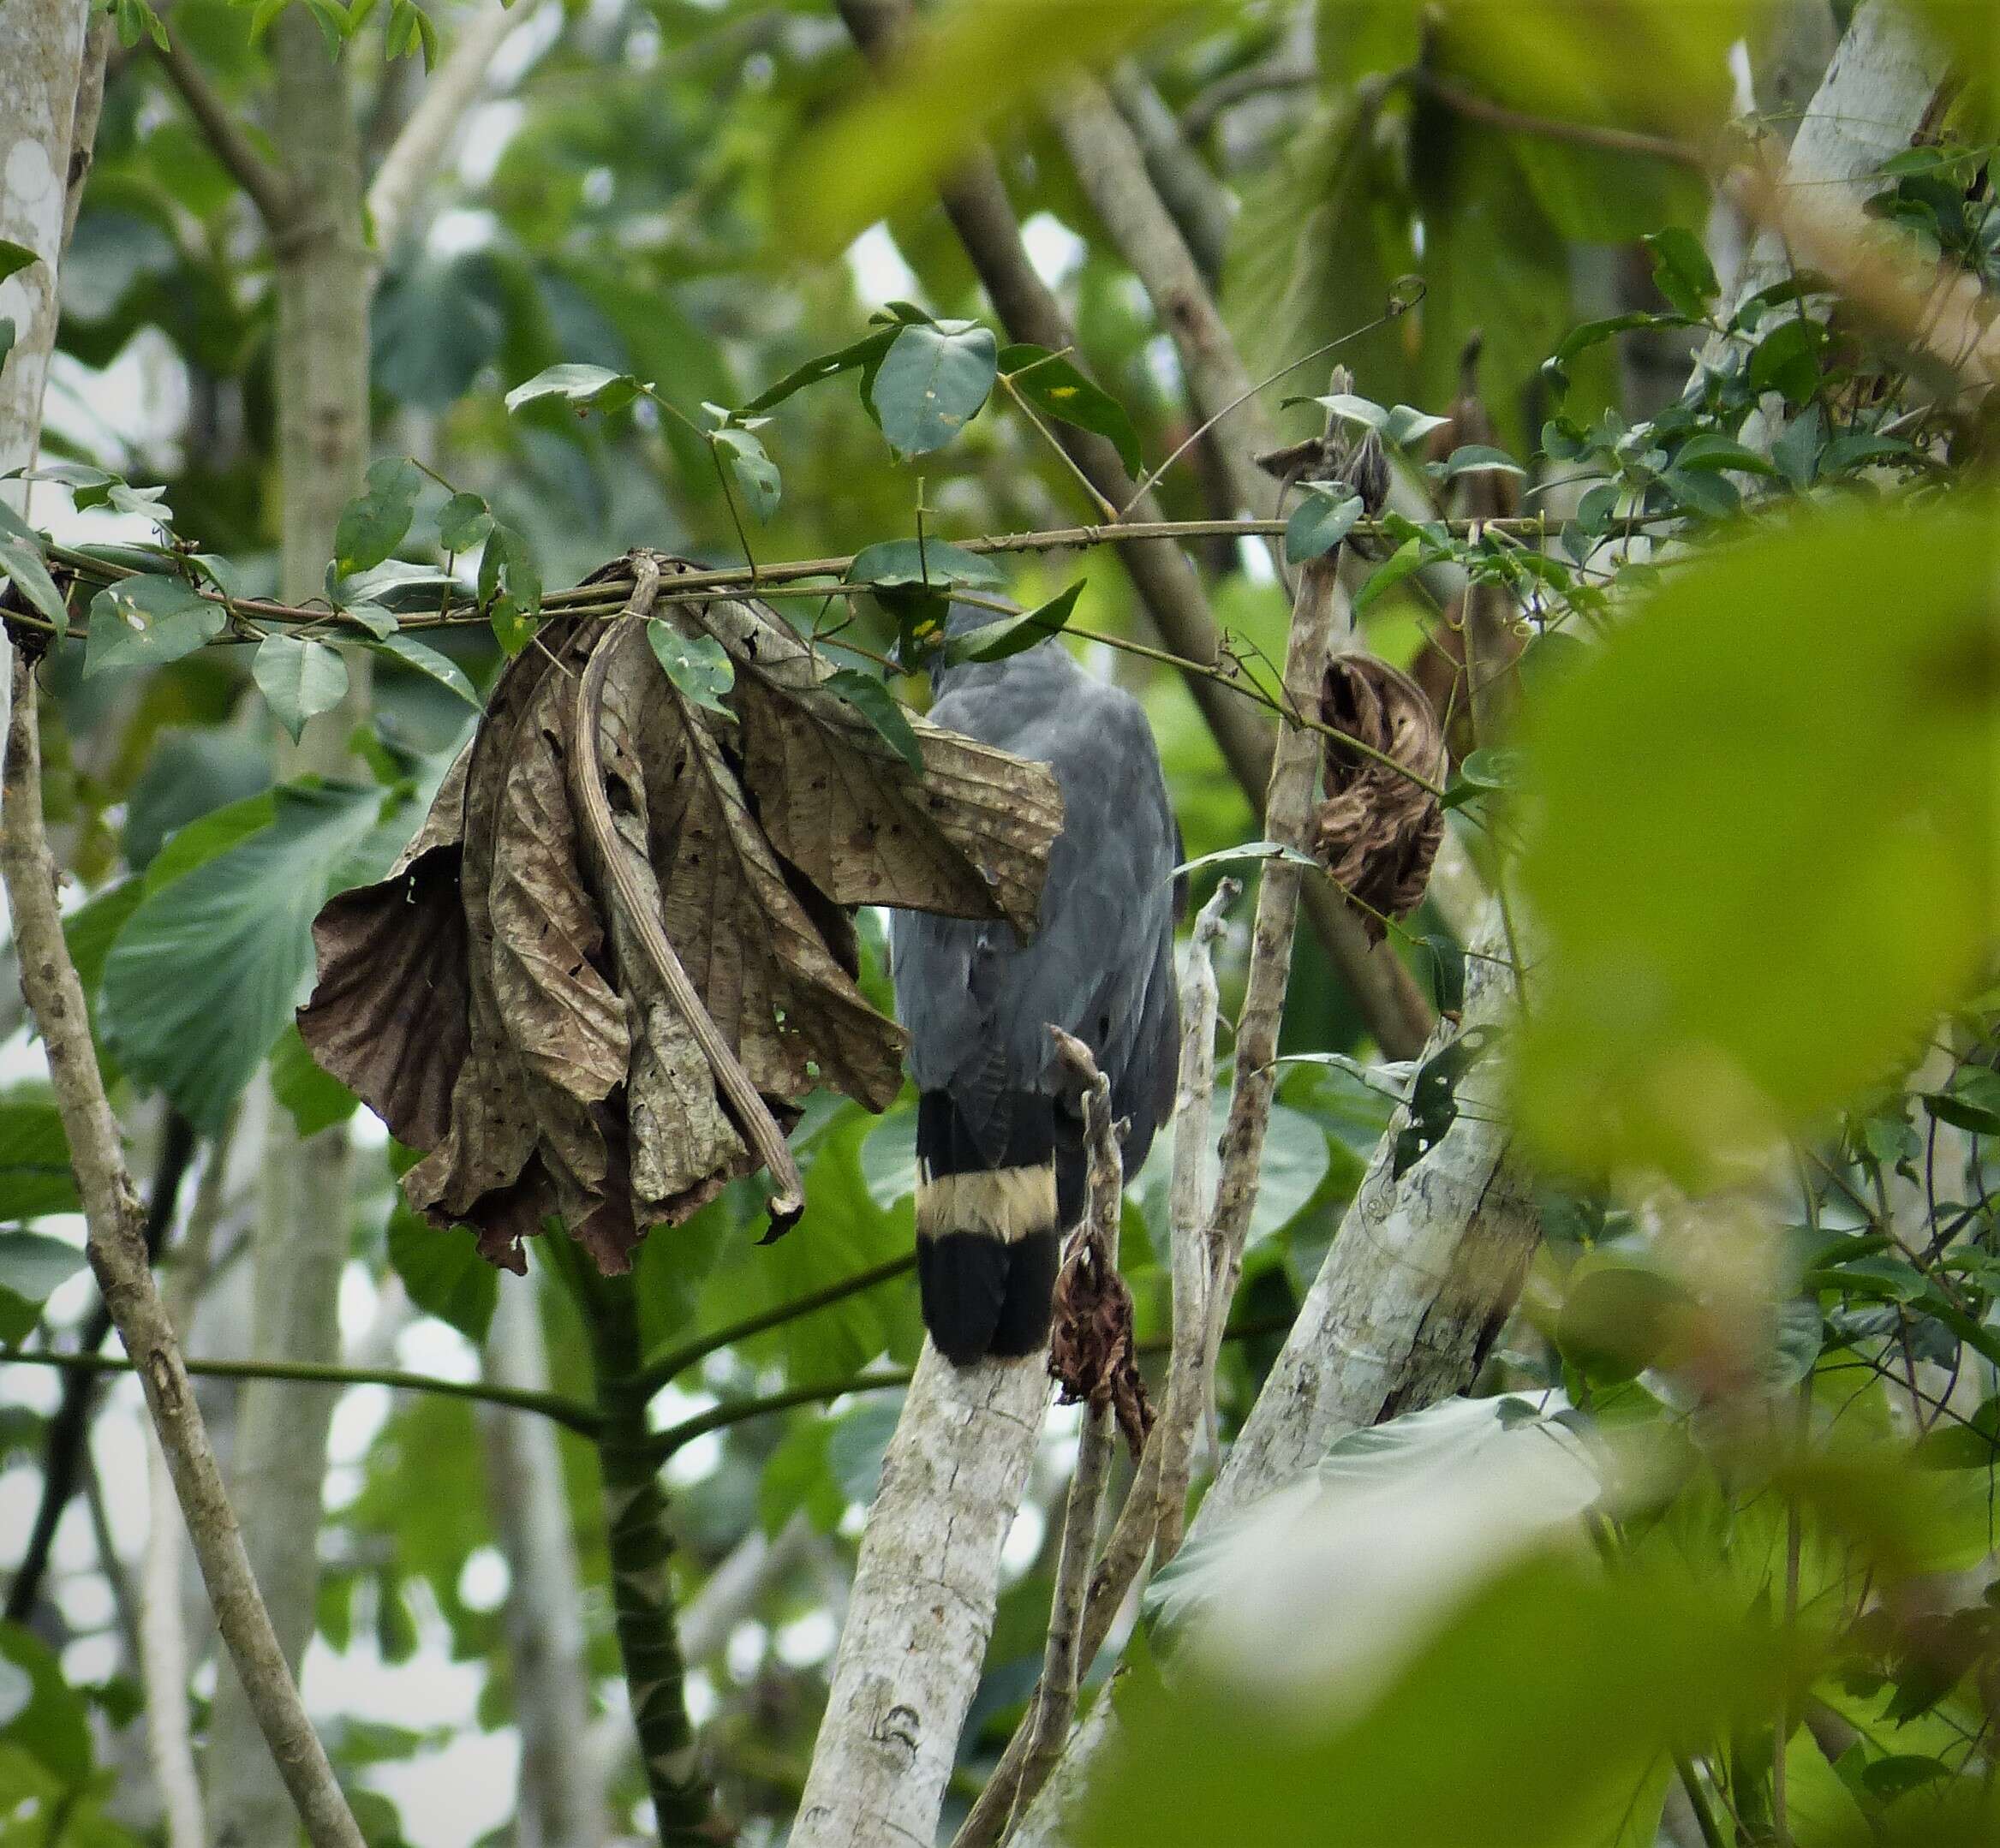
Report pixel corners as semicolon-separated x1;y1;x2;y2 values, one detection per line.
566;558;805;1225
638;1252;916;1395
0;646;363;1848
1181;58;1315;140
152;35;296;234
647;1370;915;1462
1403;66;1706;170
0;1344;602;1435
1157;879;1235;1547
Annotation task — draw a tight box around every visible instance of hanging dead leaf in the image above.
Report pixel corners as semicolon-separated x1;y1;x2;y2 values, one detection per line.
299;555;1065;1276
1314;654;1447;945
1049;1227;1154;1461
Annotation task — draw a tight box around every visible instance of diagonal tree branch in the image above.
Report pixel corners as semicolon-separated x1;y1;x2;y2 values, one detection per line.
365;0;524;271
152;32;296;233
1;647;364;1848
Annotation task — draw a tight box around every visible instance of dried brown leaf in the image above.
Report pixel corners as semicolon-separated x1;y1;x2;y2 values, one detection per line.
296;744;472;1151
1315;655;1447;944
1049;1231;1154;1461
299;557;1066;1280
690;584;1062;938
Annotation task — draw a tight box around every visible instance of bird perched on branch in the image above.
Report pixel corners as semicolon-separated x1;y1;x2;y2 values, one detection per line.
890;606;1180;1366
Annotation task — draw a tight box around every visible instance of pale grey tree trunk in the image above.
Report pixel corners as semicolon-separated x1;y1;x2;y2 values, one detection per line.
207;15;371;1843
0;0;90;760
481;1277;611;1848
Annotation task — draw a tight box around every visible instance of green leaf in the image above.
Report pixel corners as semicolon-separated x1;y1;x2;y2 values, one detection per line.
1746;316;1824;406
0;1658;27;1728
869;322;998;456
1284;488;1365;565
740;327;898;415
436;492;491;554
503;362;642;416
1459;746;1528;791
1921;1090;2000;1137
1557;1258;1697;1382
0;241;37;287
778;1;1201;257
825;669;923;775
845;538;1005;592
1352;535;1424;613
0;1231;87;1309
646;619;735;715
998;343;1143;474
254;635;350;743
1385;405;1453;447
0;1096;81;1221
369;633;482;709
333;456;422;577
477;522;541;656
1310;391;1389;432
1673;434;1780;476
0;317;14;373
270;1022;361;1137
1436;444;1525;479
99;782;396;1135
713;426;781;521
0;503;68;633
386;1208;497;1344
1515;499;1997;1181
82;575;224;677
950;581;1085;665
1644;226;1720;319
0;1624;91;1783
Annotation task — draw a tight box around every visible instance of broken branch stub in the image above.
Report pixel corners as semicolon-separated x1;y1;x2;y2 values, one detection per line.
299;554;1064;1273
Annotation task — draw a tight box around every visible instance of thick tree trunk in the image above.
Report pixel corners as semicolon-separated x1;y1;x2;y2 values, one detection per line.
206;15;371;1844
0;0;90;759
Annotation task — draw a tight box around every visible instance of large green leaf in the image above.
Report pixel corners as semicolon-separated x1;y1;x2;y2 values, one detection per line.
1515;499;1997;1180
869;321;998;457
778;1;1203;256
0;1095;80;1221
1093;1549;1779;1848
0;1231;88;1344
99;782;399;1135
0;503;69;635
998;343;1143;474
81;573;224;677
386;1204;497;1344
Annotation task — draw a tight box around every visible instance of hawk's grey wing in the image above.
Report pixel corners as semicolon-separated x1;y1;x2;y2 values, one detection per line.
890;637;1179;1363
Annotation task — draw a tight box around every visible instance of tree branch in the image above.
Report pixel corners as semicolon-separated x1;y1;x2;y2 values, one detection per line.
365;0;524;270
0;1343;602;1434
152;33;296;234
790;1336;1050;1846
1404;67;1705;170
0;646;363;1848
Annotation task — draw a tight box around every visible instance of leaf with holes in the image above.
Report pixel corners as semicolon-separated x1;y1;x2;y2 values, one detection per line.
713;426;782;521
82;575;224;677
647;619;735;715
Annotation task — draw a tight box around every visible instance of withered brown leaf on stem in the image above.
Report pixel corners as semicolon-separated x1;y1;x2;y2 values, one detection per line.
1314;654;1447;945
299;556;1064;1275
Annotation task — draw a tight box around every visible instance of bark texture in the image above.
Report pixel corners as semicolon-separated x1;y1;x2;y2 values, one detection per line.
791;1347;1051;1848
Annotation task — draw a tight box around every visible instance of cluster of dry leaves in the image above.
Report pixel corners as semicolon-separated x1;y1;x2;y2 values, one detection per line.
299;555;1063;1274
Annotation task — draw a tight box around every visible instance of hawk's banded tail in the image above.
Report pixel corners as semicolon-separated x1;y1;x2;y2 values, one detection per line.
913;1089;1063;1366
